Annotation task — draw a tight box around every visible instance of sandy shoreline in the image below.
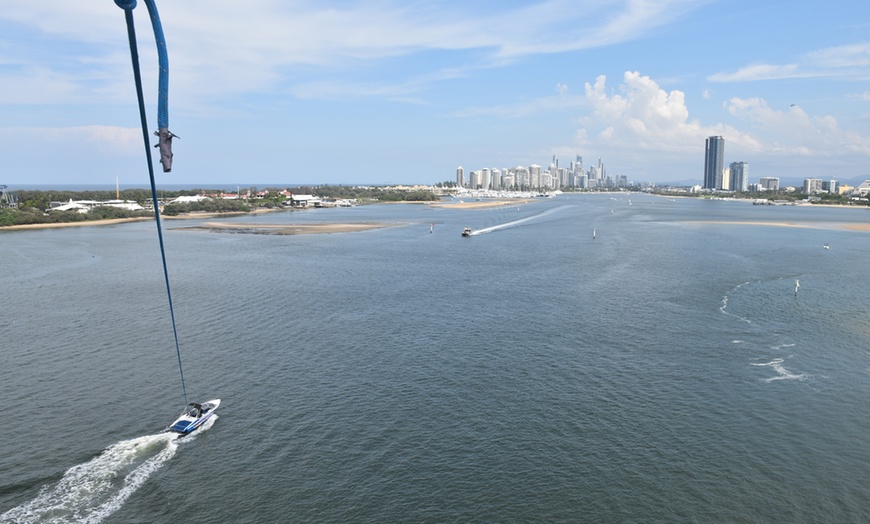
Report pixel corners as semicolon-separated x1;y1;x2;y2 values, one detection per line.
681;220;870;232
2;201;865;233
428;199;534;209
0;208;281;231
175;222;399;235
0;217;154;231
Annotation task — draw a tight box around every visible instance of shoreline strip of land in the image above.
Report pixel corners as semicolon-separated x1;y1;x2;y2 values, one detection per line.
427;199;534;209
679;220;870;231
175;222;399;235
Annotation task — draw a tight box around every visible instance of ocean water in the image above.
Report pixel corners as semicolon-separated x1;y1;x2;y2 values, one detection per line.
1;194;869;522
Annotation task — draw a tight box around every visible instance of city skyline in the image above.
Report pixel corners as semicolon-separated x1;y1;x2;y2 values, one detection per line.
1;1;869;187
456;155;629;191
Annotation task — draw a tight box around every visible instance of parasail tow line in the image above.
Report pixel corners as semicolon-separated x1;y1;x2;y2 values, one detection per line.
115;0;187;406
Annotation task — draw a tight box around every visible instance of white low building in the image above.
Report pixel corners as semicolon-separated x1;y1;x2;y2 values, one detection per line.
170;195;212;204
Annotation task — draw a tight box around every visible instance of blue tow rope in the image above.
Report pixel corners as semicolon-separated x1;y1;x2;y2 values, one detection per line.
115;0;187;406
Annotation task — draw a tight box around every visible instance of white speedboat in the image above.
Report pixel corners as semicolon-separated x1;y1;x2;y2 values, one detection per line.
168;399;220;434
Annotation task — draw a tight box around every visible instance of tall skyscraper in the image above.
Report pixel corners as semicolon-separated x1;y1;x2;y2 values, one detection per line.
729;161;748;192
704;136;724;190
456;166;464;188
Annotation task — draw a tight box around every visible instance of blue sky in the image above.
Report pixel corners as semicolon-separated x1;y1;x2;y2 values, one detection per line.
1;0;869;187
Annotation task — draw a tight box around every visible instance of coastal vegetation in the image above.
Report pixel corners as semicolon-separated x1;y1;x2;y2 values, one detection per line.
652;187;869;206
0;185;439;227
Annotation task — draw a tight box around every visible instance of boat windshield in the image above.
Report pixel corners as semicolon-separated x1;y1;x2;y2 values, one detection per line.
187;403;203;417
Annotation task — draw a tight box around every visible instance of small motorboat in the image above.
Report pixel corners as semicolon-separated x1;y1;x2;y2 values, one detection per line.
461;227;472;237
168;398;220;434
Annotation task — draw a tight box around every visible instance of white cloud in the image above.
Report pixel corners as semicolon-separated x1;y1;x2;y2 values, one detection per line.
805;43;870;68
0;0;709;106
1;126;141;156
726;97;870;156
572;71;870;170
577;71;758;153
708;64;804;83
709;42;870;83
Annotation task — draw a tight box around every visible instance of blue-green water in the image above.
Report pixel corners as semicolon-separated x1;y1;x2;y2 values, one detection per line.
1;194;869;522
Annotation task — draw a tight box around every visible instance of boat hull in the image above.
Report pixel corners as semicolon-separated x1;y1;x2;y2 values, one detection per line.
168;398;221;434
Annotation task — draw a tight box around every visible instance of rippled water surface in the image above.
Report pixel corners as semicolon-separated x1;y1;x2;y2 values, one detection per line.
2;195;869;522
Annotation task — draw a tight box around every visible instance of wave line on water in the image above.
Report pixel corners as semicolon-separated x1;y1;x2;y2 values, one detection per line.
1;416;217;524
470;205;572;235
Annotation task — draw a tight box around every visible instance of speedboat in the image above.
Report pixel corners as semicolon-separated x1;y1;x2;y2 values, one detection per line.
168;398;220;434
461;227;472;237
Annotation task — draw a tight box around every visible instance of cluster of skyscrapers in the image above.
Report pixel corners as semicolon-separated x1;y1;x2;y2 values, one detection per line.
703;136;750;191
456;156;628;191
703;136;840;194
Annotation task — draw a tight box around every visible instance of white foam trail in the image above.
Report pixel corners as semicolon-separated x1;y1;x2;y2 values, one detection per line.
1;417;217;524
752;358;809;383
470;205;571;235
719;281;751;324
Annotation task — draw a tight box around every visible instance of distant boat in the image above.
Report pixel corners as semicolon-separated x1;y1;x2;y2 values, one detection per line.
823;243;829;250
794;279;800;296
462;227;472;237
593;228;596;240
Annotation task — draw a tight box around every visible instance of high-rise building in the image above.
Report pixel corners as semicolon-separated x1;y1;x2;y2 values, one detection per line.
491;169;501;190
721;167;731;190
704;136;724;189
530;164;542;189
759;177;779;191
456;166;464;188
729;161;748;192
480;168;491;190
804;178;822;194
470;170;482;189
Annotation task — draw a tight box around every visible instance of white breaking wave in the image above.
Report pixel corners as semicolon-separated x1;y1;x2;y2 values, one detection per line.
1;416;217;524
469;205;571;235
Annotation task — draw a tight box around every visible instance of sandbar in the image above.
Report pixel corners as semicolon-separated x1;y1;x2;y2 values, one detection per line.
428;199;533;209
680;220;870;232
175;222;398;235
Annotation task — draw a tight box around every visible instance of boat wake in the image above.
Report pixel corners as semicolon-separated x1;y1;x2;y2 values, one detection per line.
752;358;809;384
0;416;217;524
719;281;752;324
470;205;571;235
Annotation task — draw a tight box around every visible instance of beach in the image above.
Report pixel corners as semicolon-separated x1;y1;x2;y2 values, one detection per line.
0;217;153;231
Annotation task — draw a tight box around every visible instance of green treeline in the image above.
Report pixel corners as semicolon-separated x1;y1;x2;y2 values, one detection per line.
0;186;439;227
654;188;867;206
300;185;440;202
